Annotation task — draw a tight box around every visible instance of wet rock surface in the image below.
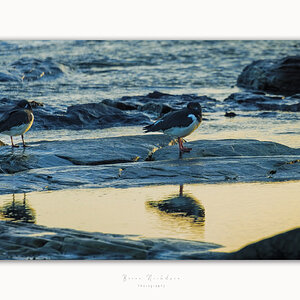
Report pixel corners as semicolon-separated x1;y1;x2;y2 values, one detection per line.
237;56;300;95
0;221;221;260
228;228;300;259
1;220;298;260
0;136;299;195
1;89;299;136
0;92;219;130
224;92;300;112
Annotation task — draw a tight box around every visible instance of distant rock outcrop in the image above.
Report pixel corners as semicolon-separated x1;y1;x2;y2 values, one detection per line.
237;56;300;95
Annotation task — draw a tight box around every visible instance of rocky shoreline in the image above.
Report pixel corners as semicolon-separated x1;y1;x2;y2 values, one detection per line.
0;220;298;260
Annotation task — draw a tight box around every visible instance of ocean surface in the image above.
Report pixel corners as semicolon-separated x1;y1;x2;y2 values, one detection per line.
1;40;300;147
1;40;300;103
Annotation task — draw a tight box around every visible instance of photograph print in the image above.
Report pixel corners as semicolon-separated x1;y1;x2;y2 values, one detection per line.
0;40;299;260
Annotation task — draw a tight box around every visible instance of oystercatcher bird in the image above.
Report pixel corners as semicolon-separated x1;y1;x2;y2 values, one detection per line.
144;102;202;154
0;100;34;147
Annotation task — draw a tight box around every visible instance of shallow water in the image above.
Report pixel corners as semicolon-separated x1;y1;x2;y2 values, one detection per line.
1;181;299;252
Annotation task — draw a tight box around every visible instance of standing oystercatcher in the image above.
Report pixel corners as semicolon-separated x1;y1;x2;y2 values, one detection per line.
144;102;202;154
0;100;34;147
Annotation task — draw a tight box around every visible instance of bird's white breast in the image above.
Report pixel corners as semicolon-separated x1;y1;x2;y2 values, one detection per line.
164;114;200;138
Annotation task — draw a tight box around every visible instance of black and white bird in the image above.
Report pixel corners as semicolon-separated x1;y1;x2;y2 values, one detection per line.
0;100;34;147
144;102;202;154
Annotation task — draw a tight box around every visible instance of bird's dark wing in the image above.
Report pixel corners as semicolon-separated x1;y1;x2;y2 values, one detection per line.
0;109;32;132
144;109;193;132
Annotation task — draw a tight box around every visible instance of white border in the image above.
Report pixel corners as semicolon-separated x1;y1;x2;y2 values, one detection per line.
0;0;299;298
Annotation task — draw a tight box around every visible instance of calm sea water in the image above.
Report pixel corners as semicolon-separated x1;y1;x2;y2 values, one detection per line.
1;40;300;107
1;40;300;147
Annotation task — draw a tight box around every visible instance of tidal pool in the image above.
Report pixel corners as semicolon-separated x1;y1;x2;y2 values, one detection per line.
0;181;299;252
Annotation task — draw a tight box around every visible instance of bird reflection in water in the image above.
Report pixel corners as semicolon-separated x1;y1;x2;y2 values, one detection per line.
146;184;205;224
0;193;36;223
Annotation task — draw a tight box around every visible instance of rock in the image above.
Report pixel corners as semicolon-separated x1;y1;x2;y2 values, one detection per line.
146;91;171;99
28;102;151;130
140;102;173;116
224;92;300;112
10;57;67;81
237;56;300;95
152;139;300;161
228;228;300;259
101;99;137;110
0;138;300;194
225;111;236;117
0;92;220;131
0;134;173;174
0;220;221;259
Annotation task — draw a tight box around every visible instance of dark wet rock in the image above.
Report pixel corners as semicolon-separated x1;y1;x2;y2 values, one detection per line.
237;56;300;95
0;92;220;131
256;101;300;112
140;102;173;116
65;102;147;127
225;111;236;117
224;92;300;112
0;140;5;146
10;57;67;81
224;92;282;106
120;92;219;114
146;91;171;99
101;99;137;110
27;102;150;130
228;228;300;259
0;221;221;259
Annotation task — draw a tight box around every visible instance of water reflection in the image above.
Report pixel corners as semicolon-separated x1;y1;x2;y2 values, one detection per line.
0;193;36;223
146;185;205;224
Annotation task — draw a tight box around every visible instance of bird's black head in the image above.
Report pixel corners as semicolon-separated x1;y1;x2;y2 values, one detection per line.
187;102;202;113
16;100;32;111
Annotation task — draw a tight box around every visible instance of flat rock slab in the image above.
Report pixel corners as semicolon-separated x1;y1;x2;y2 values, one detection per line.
0;137;300;194
152;139;300;161
0;134;173;173
0;221;222;260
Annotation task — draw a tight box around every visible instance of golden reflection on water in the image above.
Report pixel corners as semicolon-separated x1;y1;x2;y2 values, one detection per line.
0;181;299;252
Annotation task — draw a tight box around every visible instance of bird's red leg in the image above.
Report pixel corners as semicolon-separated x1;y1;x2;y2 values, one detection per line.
179;184;183;196
21;135;28;147
178;137;192;153
10;136;19;148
